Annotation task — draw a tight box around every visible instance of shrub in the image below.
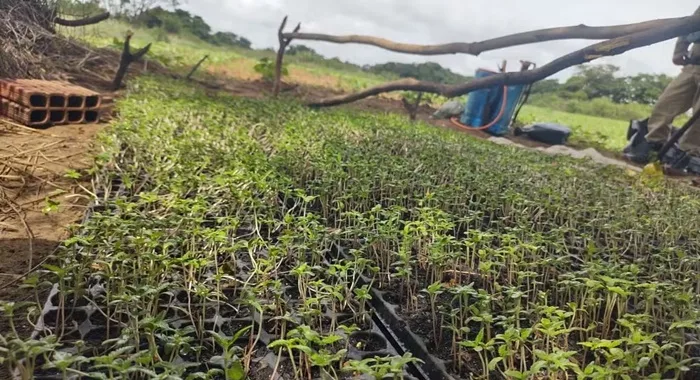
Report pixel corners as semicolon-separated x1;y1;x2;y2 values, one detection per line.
528;94;653;121
254;57;287;83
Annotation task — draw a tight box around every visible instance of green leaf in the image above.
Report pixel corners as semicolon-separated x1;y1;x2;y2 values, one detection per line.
226;360;245;380
64;169;81;179
498;344;508;357
530;360;547;373
42;264;63;273
292;344;314;355
637;357;651;369
475;328;485;344
504;370;526;379
609;347;624;358
231;325;252;342
488;357;503;371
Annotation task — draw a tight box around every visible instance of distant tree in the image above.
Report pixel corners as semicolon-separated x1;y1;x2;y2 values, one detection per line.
288;45;320;56
623;73;673;105
100;0;180;19
530;79;562;95
58;0;105;16
207;31;236;44
238;37;251;49
135;7;252;48
526;63;674;110
367;62;470;84
208;31;251;48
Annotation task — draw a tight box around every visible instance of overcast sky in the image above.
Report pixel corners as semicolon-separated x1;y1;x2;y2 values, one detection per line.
183;0;699;80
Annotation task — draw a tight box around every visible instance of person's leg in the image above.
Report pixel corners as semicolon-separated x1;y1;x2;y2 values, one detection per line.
626;68;699;163
678;70;700;156
646;69;697;144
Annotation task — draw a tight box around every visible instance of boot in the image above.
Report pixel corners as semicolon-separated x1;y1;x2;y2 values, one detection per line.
624;126;663;164
686;154;700;175
622;119;663;164
662;145;691;170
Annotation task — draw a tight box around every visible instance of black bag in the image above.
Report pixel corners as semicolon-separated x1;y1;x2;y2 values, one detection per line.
514;123;571;145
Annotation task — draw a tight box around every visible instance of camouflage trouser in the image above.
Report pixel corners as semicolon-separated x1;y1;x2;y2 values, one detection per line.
646;65;700;155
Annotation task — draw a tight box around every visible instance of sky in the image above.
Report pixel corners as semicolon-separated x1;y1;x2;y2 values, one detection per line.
183;0;699;80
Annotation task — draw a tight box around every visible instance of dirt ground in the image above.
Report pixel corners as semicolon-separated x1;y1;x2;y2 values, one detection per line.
0;120;104;299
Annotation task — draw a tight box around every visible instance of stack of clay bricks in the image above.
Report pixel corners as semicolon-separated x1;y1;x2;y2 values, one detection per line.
0;79;105;127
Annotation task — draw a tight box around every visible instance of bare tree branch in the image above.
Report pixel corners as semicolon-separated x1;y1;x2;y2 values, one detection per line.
402;92;423;121
285;16;695;57
186;55;209;80
308;16;700;108
273;16;301;97
112;32;152;91
54;12;110;27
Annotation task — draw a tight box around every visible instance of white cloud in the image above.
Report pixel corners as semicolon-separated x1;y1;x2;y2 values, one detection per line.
182;0;699;79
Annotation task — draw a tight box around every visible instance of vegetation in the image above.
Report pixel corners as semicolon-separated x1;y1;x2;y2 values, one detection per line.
3;77;700;380
64;2;681;152
254;57;287;83
526;94;655;122
530;65;675;115
517;105;630;151
367;62;472;85
135;7;252;49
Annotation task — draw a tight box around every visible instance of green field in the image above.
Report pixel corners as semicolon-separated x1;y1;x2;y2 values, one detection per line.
517;105;630;152
4;76;700;380
68;20;670;154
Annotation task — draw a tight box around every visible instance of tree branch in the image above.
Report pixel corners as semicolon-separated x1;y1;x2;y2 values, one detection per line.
308;16;700;108
54;12;110;27
273;16;301;97
186;55;209;80
285;16;695;56
402;92;423;121
111;32;152;91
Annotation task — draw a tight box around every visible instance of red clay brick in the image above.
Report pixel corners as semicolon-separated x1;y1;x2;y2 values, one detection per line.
0;79;102;110
0;79;106;126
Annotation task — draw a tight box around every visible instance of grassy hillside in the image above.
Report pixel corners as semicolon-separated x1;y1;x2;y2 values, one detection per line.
68;20;391;92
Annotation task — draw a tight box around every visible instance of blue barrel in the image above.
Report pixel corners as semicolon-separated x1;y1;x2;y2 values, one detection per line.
460;68;526;136
461;69;497;128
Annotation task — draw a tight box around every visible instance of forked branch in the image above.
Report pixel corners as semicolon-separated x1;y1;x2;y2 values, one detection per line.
54;12;110;27
112;32;152;91
308;16;700;108
285;16;695;56
273;16;301;96
402;92;424;121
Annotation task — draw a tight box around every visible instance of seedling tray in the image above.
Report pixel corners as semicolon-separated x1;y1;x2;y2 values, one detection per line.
330;245;455;380
17;190;419;379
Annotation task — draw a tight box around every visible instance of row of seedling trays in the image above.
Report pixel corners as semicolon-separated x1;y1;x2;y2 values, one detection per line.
25;259;425;379
18;181;453;380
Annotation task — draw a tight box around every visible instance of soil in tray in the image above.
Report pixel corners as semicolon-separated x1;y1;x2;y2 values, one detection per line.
349;331;387;352
403;310;452;360
248;357;296;380
381;280;485;378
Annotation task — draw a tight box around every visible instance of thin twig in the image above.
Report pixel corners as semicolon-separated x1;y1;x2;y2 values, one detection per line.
0;140;64;160
6;200;34;272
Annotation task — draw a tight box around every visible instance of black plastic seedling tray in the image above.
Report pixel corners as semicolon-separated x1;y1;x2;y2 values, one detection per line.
330;245;455;380
16;182;417;380
15;175;446;380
